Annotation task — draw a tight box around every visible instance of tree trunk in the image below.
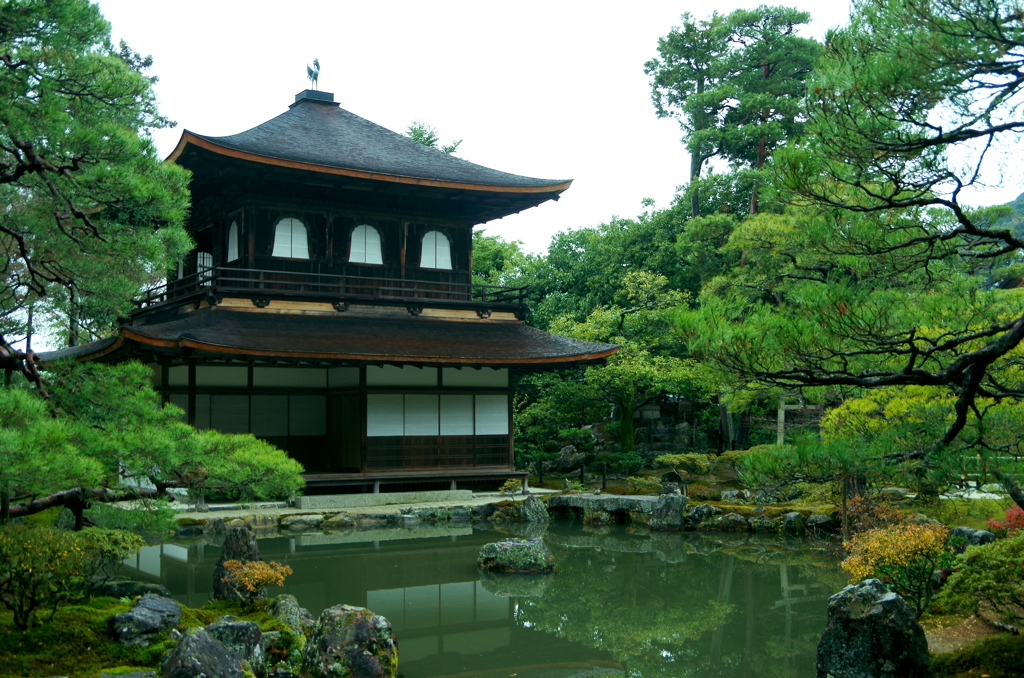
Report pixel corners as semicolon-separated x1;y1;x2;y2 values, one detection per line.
8;485;175;520
619;403;637;453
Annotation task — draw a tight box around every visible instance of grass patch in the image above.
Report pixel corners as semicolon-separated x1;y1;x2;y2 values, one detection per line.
933;633;1024;677
916;496;1011;530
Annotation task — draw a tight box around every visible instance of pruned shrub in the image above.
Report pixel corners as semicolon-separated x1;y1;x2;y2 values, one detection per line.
0;525;145;629
686;483;719;501
626;476;662;495
221;560;293;610
499;478;523;496
841;522;951;617
936;531;1024;626
654;453;711;476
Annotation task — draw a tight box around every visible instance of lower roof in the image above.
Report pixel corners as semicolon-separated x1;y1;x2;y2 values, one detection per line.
41;309;618;368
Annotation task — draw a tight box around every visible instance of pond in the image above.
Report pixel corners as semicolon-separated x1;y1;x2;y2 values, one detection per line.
121;523;846;678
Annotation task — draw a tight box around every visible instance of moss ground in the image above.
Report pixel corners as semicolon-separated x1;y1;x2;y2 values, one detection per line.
0;597;293;678
932;633;1024;677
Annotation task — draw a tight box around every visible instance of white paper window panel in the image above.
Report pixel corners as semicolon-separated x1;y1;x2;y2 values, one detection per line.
197;251;213;287
168;365;189;386
474;580;510;621
420;230;452;270
350;224;383;265
367;394;405;437
442;367;508;388
168;393;189;422
161;544;189;562
194;394;211;429
227;221;239;262
440;582;475;626
404;584;441;630
328;367;359;388
366;365;437;387
210;395;249;433
404;395;439;435
272;217;309;259
251;395;288;437
474;395;508;435
440;395;474;435
138;545;162;577
148;363;163;387
291;395;326;435
253;367;327;388
196;365;248;387
366;588;405;628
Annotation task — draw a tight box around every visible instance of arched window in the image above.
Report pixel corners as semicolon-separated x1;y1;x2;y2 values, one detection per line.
420;230;452;270
272;217;309;259
349;224;383;265
227;221;239;262
197;251;213;287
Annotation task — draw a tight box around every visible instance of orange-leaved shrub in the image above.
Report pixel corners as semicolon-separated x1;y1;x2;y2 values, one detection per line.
222;559;293;608
842;522;951;617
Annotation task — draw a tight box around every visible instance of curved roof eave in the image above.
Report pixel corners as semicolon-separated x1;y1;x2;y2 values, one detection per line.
167;131;573;196
118;327;618;365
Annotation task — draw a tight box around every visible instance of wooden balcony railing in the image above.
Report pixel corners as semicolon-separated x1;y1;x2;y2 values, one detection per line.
132;267;529;315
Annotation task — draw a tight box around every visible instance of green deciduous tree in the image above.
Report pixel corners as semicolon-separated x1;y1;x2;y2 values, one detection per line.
520;272;710;455
680;0;1024;509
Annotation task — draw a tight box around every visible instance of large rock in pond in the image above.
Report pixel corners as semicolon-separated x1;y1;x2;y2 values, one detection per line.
816;579;932;678
479;570;553;598
520;495;550;523
477;538;555;574
162;627;245;678
301;604;398;678
212;525;261;601
111;594;182;647
650;494;688;531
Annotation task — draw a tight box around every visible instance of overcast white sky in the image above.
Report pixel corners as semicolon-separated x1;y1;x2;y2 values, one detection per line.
93;0;1022;254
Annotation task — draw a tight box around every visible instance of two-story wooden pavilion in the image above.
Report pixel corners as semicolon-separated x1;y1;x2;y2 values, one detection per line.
46;89;618;493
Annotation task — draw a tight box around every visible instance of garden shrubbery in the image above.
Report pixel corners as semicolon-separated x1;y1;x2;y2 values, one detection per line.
841;521;952;617
936;531;1024;627
0;525;145;629
654;452;711;476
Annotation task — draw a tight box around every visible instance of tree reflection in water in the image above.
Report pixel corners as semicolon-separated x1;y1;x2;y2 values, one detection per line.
509;525;845;677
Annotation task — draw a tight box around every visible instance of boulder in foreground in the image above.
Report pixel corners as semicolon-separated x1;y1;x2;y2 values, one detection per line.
817;579;932;678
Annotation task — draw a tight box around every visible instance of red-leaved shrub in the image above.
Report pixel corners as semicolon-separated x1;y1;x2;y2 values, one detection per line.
986;505;1024;536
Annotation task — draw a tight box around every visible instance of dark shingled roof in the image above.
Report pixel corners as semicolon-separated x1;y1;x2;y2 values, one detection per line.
168;91;570;192
40;310;618;367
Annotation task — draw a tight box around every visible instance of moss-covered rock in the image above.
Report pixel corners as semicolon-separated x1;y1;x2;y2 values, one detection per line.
477;538;555;574
301;604;398;678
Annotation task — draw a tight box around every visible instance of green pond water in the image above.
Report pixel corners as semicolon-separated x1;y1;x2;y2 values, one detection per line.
123;523;845;678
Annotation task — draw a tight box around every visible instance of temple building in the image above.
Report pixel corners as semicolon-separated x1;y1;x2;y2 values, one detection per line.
48;89;618;493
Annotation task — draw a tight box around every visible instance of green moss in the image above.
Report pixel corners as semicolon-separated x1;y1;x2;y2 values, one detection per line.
0;594;305;678
933;633;1024;677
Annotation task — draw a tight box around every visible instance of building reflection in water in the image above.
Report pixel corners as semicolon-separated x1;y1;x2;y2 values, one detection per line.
120;524;842;678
